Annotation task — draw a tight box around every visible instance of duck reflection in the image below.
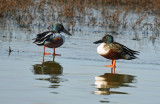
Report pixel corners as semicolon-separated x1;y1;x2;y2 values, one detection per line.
33;61;63;75
32;61;65;89
94;73;136;95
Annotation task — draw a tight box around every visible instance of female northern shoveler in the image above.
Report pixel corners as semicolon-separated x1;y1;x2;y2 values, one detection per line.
94;35;139;70
33;24;72;56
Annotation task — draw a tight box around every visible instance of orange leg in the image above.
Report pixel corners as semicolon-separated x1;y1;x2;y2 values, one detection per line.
52;48;61;56
112;67;115;74
53;55;55;62
43;46;50;55
105;60;116;69
42;53;45;63
111;68;113;73
111;67;115;74
42;51;56;63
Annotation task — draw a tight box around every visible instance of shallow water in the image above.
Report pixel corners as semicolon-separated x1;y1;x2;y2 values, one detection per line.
0;25;160;104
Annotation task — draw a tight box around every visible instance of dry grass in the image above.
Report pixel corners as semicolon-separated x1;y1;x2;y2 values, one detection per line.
0;0;159;33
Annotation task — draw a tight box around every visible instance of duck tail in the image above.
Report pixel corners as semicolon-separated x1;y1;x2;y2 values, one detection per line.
124;54;138;60
122;45;139;60
130;55;138;60
33;37;47;45
33;40;44;46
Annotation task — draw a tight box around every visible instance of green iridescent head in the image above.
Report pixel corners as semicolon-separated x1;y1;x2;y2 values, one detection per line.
48;23;72;36
93;35;114;44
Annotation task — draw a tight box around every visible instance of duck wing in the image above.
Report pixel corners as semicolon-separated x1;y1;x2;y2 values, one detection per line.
33;31;55;45
114;42;139;55
109;42;139;60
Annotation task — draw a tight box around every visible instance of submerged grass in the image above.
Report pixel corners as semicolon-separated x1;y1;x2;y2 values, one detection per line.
0;0;159;34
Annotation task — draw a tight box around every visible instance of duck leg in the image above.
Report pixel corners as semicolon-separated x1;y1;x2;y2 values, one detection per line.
112;66;115;74
110;60;116;74
43;46;50;55
42;53;45;63
53;48;61;56
105;60;116;69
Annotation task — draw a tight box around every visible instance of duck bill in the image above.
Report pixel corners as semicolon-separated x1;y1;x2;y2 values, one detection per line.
63;28;72;36
93;40;103;44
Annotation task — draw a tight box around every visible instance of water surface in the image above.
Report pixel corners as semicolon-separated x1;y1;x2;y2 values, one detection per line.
0;25;160;104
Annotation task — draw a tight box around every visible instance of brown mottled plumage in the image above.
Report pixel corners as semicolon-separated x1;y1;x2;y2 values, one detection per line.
94;35;139;72
101;42;138;60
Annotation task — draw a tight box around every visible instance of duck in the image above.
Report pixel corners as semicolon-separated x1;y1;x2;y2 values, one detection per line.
33;23;72;56
94;35;139;70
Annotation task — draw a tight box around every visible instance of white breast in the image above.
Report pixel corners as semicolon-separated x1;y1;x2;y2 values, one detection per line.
97;43;109;55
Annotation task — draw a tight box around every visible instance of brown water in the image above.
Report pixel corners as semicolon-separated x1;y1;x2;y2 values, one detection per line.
0;25;160;104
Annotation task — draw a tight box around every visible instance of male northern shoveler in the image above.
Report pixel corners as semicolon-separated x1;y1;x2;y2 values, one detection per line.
33;24;72;56
94;35;139;70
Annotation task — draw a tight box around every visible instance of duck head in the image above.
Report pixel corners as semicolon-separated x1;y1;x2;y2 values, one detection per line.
48;24;72;36
94;35;114;44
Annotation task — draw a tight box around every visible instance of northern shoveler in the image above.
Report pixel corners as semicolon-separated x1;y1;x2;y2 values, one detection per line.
94;35;139;71
33;24;72;56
